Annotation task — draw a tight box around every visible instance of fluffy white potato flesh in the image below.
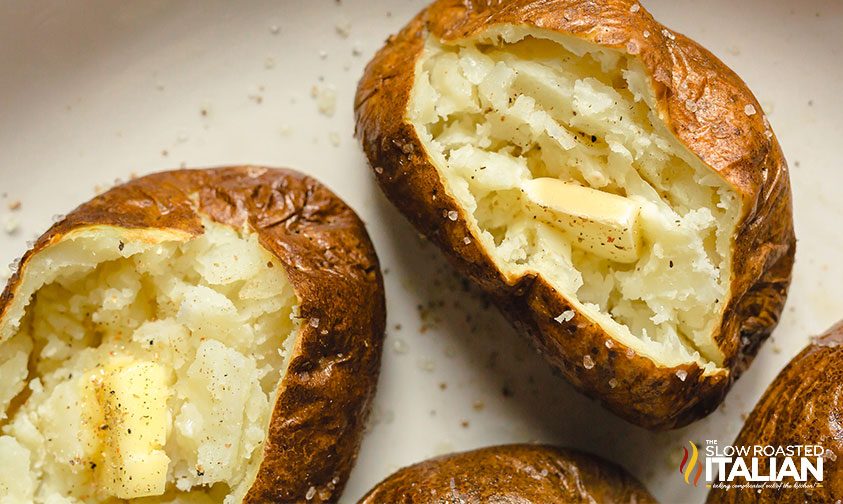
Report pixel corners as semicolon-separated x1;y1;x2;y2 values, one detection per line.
410;28;741;368
0;220;299;504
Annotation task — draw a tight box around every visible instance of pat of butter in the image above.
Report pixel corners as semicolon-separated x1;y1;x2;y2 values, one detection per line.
88;359;171;499
521;177;643;263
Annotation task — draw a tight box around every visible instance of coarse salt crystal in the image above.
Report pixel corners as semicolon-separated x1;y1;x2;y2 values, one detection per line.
447;210;459;221
630;3;640;12
662;29;675;40
309;317;320;328
582;355;595;369
609;378;618;389
417;357;435;372
605;339;614;349
3;216;19;234
555;310;575;323
463;236;472;245
676;369;688;381
392;338;408;354
374;166;384;174
643;30;650;38
305;486;316;500
313;85;337;117
626;348;635;359
335;21;351;38
744;104;757;116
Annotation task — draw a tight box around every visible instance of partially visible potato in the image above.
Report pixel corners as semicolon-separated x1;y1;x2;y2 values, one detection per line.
706;322;843;503
358;444;656;503
0;167;385;504
355;0;795;429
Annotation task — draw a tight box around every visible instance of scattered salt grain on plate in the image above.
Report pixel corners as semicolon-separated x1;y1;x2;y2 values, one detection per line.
335;20;351;38
3;215;19;235
312;85;337;117
392;338;408;354
417;357;435;372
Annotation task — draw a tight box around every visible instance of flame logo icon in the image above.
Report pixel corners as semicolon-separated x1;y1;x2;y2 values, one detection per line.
679;441;703;486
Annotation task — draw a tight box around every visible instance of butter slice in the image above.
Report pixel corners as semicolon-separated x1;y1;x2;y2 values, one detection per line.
521;177;643;263
93;360;171;499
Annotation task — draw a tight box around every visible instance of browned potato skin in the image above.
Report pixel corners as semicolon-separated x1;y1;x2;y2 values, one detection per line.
358;444;657;503
706;322;843;503
0;167;386;504
354;0;795;430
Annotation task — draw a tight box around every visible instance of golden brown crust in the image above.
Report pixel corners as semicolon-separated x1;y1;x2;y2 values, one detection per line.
354;0;794;429
706;322;843;503
0;166;386;504
358;444;657;504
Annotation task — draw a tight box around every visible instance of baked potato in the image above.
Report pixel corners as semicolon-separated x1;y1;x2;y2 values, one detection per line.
706;321;843;503
355;0;794;429
358;444;656;503
0;167;385;504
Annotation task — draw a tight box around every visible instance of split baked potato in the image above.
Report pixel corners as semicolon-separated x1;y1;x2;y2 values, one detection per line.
355;0;795;429
0;167;385;504
706;321;843;503
358;444;656;503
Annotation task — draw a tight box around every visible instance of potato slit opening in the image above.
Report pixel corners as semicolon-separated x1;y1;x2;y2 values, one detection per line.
0;219;299;503
410;28;741;368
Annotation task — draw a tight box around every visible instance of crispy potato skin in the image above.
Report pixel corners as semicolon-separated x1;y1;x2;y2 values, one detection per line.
706;323;843;503
354;0;795;429
0;167;386;504
358;444;657;503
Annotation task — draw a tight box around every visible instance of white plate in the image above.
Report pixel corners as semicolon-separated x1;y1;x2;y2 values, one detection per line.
1;1;841;502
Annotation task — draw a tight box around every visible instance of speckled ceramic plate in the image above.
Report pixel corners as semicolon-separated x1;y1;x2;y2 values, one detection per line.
1;1;841;502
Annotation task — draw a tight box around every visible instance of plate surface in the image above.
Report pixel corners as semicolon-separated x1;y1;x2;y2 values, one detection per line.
1;1;841;502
